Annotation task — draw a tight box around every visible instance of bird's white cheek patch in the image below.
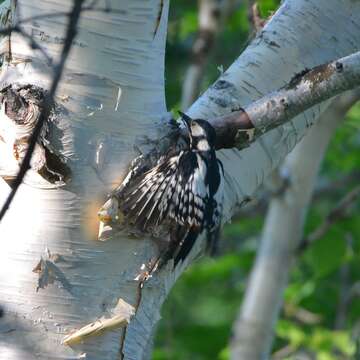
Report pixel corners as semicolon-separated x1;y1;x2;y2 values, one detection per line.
197;140;210;151
191;125;206;137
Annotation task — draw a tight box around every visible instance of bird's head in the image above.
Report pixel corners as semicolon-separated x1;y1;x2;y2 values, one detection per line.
178;111;216;151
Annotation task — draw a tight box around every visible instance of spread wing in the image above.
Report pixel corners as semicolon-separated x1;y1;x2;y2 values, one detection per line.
119;150;208;233
118;150;226;268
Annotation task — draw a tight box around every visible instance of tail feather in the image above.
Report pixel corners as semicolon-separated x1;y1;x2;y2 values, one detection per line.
173;227;199;266
156;224;187;269
205;226;220;257
155;225;200;269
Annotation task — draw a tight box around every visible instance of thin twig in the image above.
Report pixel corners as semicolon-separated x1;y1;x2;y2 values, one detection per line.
0;0;85;222
334;237;352;330
248;2;266;32
271;344;296;359
299;185;360;251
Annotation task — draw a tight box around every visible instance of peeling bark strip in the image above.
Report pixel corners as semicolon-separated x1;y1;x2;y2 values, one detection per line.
0;84;71;185
32;248;72;292
209;51;360;149
63;299;135;346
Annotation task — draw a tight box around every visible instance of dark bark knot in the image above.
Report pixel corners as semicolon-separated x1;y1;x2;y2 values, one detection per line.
3;89;29;124
258;30;281;48
0;85;71;185
213;80;234;90
209;80;240;109
335;61;343;72
280;97;289;109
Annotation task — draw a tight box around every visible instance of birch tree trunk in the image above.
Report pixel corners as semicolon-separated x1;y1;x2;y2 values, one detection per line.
0;1;360;359
0;1;170;359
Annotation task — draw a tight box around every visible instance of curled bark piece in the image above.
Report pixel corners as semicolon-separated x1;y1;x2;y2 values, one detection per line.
98;196;121;225
32;248;72;292
97;196;125;240
63;299;135;346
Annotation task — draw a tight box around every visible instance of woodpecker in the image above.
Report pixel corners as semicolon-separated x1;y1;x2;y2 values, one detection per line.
118;112;224;268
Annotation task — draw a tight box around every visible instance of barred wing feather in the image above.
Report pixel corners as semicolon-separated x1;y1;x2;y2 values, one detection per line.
119;150;208;232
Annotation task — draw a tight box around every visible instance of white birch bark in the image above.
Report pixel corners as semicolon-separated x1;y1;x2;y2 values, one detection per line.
0;0;359;359
230;90;360;360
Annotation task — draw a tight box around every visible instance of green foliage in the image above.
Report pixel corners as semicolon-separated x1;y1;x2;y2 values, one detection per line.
165;0;251;110
276;320;355;358
257;0;279;17
323;105;360;174
154;254;247;360
305;227;347;279
154;0;360;359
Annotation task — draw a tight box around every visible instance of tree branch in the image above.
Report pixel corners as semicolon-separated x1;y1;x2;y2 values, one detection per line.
248;2;266;33
208;52;360;149
299;185;360;251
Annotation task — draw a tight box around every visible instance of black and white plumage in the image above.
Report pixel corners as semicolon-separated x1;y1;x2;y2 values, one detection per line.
118;112;224;268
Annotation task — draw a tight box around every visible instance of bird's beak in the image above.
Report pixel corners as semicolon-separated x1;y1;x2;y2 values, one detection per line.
178;111;192;132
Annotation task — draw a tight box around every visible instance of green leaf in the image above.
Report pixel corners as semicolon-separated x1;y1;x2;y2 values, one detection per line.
285;281;316;304
276;320;306;347
306;229;347;279
218;346;230;360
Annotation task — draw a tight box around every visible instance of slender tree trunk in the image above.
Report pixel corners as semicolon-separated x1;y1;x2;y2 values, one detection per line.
230;90;360;360
181;0;238;110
